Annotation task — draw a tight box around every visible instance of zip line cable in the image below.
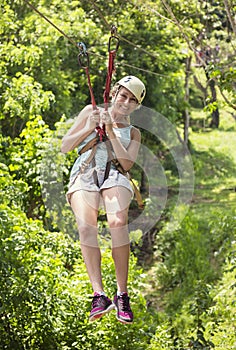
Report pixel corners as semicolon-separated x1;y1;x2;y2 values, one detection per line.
87;0;162;60
116;62;168;78
23;0;80;50
23;0;153;58
22;0;174;79
87;0;207;72
87;49;172;78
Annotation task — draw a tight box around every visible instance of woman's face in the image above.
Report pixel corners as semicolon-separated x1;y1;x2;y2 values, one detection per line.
113;87;138;116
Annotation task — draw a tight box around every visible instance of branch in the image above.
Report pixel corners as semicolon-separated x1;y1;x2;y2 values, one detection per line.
223;0;236;37
218;87;236;110
131;0;175;24
87;0;110;29
193;75;207;97
160;0;207;67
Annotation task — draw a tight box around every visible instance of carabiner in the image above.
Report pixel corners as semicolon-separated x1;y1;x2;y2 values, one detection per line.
110;24;117;36
108;25;119;52
77;42;87;54
108;35;119;53
77;42;89;69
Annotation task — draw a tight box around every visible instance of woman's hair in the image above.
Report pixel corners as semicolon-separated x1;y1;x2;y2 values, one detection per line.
110;83;122;99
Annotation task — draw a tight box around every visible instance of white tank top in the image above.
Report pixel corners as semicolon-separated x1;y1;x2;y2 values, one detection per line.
70;125;133;180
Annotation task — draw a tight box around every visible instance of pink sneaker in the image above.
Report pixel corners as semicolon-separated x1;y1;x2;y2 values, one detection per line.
113;293;133;324
89;293;115;322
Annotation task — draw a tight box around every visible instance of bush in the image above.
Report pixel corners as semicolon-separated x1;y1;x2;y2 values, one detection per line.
148;210;236;349
0;205;156;349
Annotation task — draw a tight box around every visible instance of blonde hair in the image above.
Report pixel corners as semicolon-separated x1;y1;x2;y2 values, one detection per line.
110;83;121;99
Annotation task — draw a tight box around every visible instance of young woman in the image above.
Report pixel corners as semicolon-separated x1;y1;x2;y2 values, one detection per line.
61;76;146;324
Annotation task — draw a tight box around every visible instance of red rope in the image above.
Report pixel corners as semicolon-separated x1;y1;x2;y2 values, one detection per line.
85;67;97;110
95;124;106;141
78;30;119;142
103;50;117;111
97;47;117;141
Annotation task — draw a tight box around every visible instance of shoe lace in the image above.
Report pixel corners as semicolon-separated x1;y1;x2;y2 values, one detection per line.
119;294;131;312
92;295;103;308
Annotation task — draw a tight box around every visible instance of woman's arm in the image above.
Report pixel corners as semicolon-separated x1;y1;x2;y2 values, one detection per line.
60;105;100;153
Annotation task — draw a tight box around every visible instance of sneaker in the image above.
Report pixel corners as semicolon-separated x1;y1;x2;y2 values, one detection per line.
113;292;133;324
89;293;115;322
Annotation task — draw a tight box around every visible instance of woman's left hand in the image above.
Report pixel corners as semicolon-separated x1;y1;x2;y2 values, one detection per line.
101;111;113;132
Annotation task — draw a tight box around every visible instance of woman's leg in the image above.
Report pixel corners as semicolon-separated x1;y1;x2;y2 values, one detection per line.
102;186;132;293
70;190;103;293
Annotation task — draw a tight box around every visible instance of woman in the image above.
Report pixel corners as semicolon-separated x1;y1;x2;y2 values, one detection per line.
61;75;146;324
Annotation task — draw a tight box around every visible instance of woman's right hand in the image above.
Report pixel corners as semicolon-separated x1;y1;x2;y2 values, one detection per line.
61;105;100;153
86;109;100;129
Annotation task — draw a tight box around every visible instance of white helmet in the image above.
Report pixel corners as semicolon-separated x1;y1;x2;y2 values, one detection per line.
116;75;146;104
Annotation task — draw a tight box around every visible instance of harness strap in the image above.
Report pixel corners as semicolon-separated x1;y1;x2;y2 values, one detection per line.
79;140;144;209
85;67;97;110
92;157;99;187
80;145;97;173
79;138;112;185
95;124;106;142
103;160;111;183
102;139;114;184
103;50;117;110
104;140;145;209
111;159;144;209
78;136;98;155
128;177;145;210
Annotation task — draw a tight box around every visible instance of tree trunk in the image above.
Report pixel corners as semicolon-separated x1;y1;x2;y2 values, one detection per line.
140;169;148;194
209;79;219;128
183;56;192;144
205;70;220;128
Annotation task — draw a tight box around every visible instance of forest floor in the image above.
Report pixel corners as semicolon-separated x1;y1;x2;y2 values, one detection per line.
141;108;236;310
190;109;236;211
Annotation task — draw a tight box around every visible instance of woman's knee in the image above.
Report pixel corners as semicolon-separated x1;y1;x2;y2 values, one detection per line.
108;214;130;247
76;220;99;247
110;226;130;247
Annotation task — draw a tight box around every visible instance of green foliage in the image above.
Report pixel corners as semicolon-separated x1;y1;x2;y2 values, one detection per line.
205;243;236;349
155;213;217;310
0;204;156;349
0;0;104;135
208;65;236;109
3;115;52;218
0;1;236;348
148;209;236;349
2;72;54;133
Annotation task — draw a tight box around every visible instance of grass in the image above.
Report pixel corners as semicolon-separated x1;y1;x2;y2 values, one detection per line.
142;106;236;313
189;109;236;213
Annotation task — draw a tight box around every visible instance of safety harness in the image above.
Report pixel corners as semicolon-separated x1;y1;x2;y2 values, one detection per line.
77;27;144;209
